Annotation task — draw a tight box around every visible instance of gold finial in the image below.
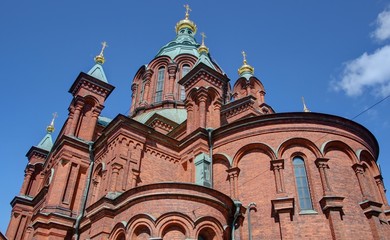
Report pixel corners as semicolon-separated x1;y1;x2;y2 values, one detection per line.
46;112;57;133
238;50;254;76
184;4;191;19
175;4;197;34
302;97;311;112
94;41;108;65
198;32;209;54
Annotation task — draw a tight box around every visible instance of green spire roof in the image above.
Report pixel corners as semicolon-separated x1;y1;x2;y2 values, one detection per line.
88;42;108;83
37;133;53;151
88;63;108;83
36;113;56;151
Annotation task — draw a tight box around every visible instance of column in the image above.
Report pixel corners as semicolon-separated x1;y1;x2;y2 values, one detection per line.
374;175;388;206
185;100;194;133
131;169;140;188
316;158;345;239
315;158;332;195
110;164;122;192
165;62;177;100
226;167;240;199
20;166;34;195
271;198;294;240
198;93;208;129
69;100;84;136
352;163;371;200
270;159;285;196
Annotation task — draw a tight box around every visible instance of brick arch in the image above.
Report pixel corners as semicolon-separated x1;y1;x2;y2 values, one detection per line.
109;222;127;240
147;55;171;70
277;137;322;159
356;149;380;174
232;142;276;167
90;162;106;203
132;65;147;82
174;54;197;67
213;153;231;196
129;224;152;240
213;153;232;167
321;140;358;164
156;212;193;238
194;216;225;240
127;213;156;237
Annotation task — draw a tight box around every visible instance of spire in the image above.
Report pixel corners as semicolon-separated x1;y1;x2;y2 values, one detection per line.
302;97;311;112
198;32;209;54
88;42;108;83
238;51;255;79
175;4;197;35
37;113;57;151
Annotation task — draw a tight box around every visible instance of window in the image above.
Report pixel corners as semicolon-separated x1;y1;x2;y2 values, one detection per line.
155;67;165;102
180;65;190;100
293;156;313;210
139;81;145;102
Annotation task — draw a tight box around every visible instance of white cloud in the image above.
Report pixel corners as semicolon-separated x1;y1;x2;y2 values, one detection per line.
372;8;390;41
334;45;390;97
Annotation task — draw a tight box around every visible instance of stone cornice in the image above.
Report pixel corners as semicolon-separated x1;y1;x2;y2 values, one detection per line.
68;72;115;98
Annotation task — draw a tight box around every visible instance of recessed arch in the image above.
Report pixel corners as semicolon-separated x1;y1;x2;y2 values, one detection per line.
321;140;358;164
109;222;127;240
232;142;276;167
277;137;322;159
156;212;193;238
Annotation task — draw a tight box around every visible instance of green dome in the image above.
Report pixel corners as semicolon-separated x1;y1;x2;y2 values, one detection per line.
156;27;200;59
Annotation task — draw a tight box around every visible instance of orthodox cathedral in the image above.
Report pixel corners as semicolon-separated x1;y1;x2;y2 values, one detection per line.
5;5;390;240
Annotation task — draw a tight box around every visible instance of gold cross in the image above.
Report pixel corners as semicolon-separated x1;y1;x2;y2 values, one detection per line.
184;4;191;18
200;32;206;45
242;51;247;64
51;112;58;125
52;112;58;120
99;41;108;56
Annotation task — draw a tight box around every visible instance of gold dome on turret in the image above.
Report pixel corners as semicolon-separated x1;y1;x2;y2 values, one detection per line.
198;32;209;54
175;4;197;34
94;41;108;65
238;51;255;76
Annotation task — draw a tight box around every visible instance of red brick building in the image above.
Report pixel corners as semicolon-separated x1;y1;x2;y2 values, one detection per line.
5;7;390;240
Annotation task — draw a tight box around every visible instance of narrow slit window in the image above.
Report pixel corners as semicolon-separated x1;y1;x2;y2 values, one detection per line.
293;156;313;210
155;67;165;102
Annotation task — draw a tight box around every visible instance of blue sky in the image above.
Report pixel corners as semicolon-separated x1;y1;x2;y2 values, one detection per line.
1;1;390;233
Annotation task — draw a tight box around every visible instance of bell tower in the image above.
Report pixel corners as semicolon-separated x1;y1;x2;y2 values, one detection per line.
65;42;114;141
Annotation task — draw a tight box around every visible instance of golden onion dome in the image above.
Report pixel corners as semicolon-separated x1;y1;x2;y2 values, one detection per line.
175;4;197;35
238;51;255;76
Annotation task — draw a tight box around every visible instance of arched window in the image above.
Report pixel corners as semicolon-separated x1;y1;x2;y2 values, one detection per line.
293;156;313;210
155;67;165;102
180;65;190;100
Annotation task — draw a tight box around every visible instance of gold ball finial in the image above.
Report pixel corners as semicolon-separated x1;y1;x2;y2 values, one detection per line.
46;112;57;133
238;50;254;76
175;4;197;34
94;41;108;64
198;32;209;54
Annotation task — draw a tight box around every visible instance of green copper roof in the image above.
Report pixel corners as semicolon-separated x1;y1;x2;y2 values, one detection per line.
98;116;112;127
37;133;53;151
156;27;200;59
194;52;216;70
88;63;108;83
133;109;187;125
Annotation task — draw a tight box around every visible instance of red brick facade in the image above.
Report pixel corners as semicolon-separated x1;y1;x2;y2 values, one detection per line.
5;11;390;240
